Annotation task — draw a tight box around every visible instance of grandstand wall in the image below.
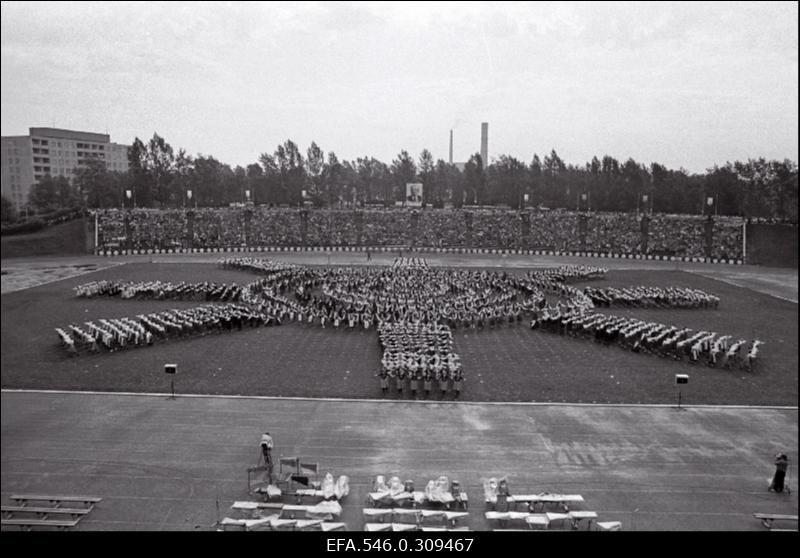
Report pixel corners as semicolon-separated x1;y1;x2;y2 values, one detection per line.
746;223;798;268
1;217;88;259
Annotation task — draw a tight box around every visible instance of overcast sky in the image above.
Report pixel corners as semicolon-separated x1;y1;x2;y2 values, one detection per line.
2;1;797;172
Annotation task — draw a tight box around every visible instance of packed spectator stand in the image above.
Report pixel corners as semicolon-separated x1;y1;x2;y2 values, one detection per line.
94;207;747;262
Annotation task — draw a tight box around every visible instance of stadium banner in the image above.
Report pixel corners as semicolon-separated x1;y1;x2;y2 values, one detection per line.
405;182;423;207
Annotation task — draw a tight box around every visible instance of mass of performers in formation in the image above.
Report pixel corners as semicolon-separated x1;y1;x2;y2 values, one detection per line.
57;257;764;389
55;303;276;355
583;286;720;309
531;308;762;370
377;322;464;398
76;279;244;302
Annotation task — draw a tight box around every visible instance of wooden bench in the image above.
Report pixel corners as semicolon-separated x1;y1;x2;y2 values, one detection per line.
753;513;798;531
10;494;101;509
2;506;92;519
1;518;80;530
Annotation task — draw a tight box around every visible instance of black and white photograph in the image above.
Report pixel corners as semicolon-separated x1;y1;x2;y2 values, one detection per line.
1;0;797;539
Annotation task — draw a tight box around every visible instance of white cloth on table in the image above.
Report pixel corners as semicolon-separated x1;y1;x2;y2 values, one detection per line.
308;500;342;518
296;519;324;530
320;522;347;531
424;476;454;504
335;475;350;499
365;523;392;532
363;508;393;519
232;501;260;510
525;514;549;528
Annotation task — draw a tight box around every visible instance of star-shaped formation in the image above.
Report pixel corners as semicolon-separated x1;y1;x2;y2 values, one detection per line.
57;258;763;393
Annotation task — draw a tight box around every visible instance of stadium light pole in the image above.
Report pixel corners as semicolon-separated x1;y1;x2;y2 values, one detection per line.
742;219;747;263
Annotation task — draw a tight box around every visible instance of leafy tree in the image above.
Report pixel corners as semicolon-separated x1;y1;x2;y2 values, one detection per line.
146;133;175;207
463;154;486;205
127;137;150;207
324;151;347;207
390;150;417;204
28;175;74;211
75;159;117;208
418;149;434;206
190;155;227;207
306;142;326;206
487;155;528;208
246;163;264;205
1;195;18;222
542;150;566;208
172;149;195;207
528;154;542;207
341;159;360;207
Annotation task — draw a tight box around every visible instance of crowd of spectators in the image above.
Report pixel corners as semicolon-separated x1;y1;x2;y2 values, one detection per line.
363;210;412;246
97;208;187;250
250;207;303;246
713;216;744;261
525;212;580;251
306;210;359;246
648;214;707;258
94;208;746;260
472;210;520;249
417;211;469;247
585;213;642;254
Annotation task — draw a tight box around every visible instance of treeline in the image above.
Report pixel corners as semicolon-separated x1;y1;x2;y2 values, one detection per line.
7;133;798;221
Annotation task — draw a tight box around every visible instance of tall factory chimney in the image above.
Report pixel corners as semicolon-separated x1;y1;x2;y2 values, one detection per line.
480;122;488;167
449;130;454;164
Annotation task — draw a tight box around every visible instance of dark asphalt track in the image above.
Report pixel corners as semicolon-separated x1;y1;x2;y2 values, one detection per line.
2;391;796;531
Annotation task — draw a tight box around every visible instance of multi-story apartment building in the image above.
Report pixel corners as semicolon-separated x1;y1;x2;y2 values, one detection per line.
1;127;130;210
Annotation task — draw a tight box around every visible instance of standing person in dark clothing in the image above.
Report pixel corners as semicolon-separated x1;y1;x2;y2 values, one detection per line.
260;431;274;483
769;453;789;493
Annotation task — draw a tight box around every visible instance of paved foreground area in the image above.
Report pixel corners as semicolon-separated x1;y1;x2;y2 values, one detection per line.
0;260;123;294
1;391;796;531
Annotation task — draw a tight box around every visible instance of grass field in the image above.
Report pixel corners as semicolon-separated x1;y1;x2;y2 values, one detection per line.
1;260;796;406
